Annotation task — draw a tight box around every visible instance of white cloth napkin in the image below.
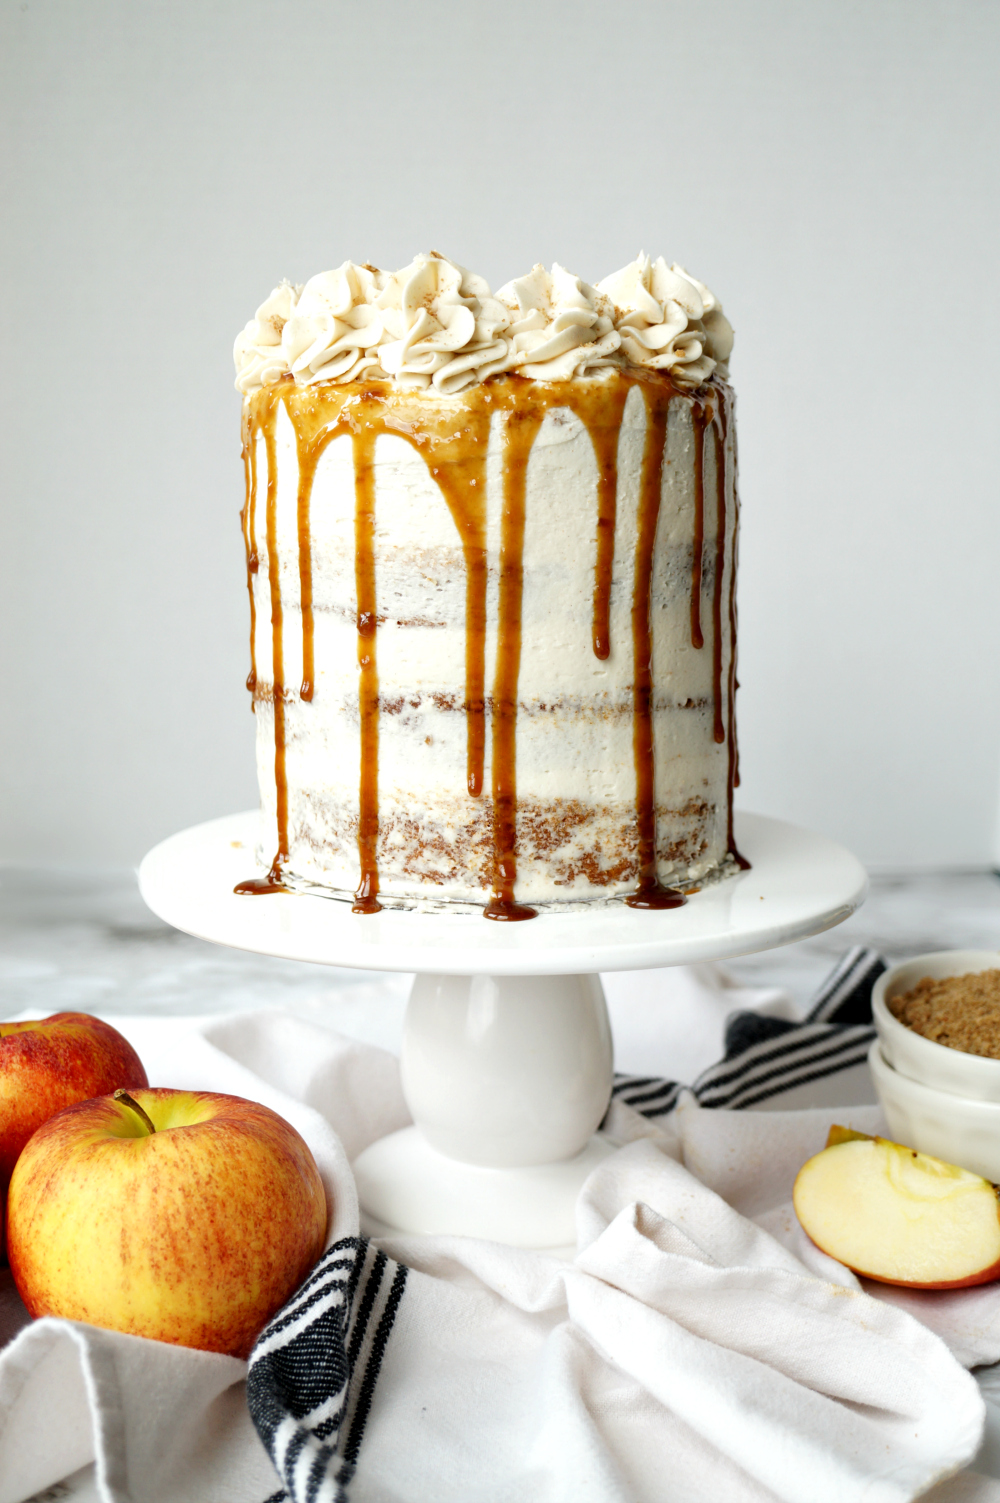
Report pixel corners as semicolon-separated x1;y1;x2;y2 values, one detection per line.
0;993;997;1503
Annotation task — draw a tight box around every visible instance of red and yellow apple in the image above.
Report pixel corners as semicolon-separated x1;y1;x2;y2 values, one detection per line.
6;1087;328;1359
0;1012;148;1191
794;1125;1000;1289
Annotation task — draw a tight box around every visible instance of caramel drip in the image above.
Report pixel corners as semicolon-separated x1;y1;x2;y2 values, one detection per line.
295;414;359;708
711;404;727;748
690;408;706;650
408;415;490;799
555;382;631;661
242;411;259;701
625;387;686;911
718;387;750;870
232;381;487;907
352;430;383;913
591;444;618;656
263;412;288;886
234;370;735;911
295;435;316;703
483;398;543;921
234;397;292;895
458;521;487;798
241;402;351;894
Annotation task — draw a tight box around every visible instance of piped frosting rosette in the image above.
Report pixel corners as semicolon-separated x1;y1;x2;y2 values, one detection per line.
281;262;389;386
233;264;388;395
234;252;733;395
234;281;303;397
374;252;513;395
597;254;734;387
494;264;620;379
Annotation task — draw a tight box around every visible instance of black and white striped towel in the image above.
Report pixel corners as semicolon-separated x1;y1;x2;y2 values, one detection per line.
249;1239;408;1503
246;946;887;1503
612;944;884;1119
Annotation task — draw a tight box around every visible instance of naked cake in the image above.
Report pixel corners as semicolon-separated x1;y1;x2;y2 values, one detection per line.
232;252;745;918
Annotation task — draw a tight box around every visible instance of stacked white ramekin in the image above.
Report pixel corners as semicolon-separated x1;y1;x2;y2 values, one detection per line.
871;950;1000;1180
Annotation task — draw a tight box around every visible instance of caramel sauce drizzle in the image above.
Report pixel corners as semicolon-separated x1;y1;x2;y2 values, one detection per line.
623;386;686;911
295;432;316;704
690;408;706;650
234;400;289;895
409;414;490;798
686;400;746;872
711;399;727;748
483;399;544;922
352;431;382;913
241;411;259;702
234;384;492;904
235;370;747;908
555;382;632;661
263;414;288;877
719;385;750;868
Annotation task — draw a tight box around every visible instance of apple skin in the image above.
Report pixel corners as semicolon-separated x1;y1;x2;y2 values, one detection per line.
0;1013;148;1191
6;1088;328;1359
794;1127;1000;1290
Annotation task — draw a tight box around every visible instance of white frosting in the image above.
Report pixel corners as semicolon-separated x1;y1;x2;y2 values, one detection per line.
375;252;512;395
598;254;734;386
281;262;388;386
250;392;736;905
234;253;732;395
233;281;302;397
494;264;620;380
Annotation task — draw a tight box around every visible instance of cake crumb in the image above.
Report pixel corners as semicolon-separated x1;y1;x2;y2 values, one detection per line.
889;970;1000;1058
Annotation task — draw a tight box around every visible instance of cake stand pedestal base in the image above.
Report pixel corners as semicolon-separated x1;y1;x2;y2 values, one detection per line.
354;970;615;1250
355;1129;614;1252
138;811;868;1251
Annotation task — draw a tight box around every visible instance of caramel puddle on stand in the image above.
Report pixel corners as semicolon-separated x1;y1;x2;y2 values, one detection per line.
236;371;747;912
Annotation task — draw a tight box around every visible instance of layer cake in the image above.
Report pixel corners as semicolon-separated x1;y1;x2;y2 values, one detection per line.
233;254;744;917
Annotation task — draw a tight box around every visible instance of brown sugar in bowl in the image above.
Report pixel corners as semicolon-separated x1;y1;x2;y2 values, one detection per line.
889;969;1000;1059
873;951;1000;1102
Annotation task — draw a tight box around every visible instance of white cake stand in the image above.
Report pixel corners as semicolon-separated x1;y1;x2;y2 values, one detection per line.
139;810;866;1250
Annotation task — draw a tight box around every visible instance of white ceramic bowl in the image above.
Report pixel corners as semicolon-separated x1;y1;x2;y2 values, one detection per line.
872;949;1000;1102
868;1041;1000;1182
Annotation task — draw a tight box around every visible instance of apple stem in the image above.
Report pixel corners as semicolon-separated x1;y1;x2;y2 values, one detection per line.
114;1089;156;1135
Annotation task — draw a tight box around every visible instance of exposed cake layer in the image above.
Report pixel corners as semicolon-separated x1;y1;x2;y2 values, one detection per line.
241;369;741;911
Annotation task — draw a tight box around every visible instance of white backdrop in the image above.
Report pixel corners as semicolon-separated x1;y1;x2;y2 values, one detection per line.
2;0;998;868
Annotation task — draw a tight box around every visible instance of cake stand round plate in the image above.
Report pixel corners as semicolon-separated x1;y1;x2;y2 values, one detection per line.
138;810;866;975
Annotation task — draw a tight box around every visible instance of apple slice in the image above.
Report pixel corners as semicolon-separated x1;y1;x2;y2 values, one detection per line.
793;1127;1000;1289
